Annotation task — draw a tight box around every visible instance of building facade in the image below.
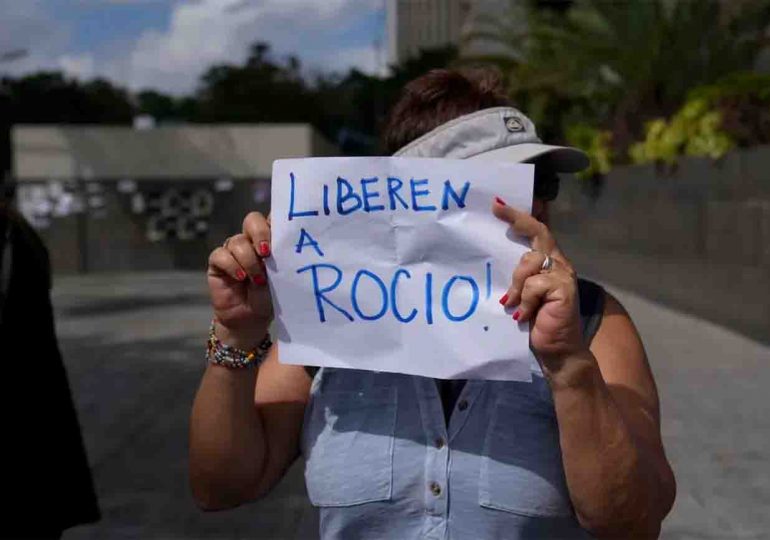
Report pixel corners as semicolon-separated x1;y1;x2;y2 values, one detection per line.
12;124;337;274
387;0;472;65
387;0;518;66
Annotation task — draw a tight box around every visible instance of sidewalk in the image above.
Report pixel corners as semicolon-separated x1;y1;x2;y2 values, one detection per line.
601;282;770;540
53;272;769;539
54;272;317;540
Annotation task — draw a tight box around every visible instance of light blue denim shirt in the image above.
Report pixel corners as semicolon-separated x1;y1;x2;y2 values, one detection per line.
301;279;604;539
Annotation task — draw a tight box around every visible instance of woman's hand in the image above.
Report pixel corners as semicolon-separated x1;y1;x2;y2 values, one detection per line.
492;197;586;371
207;212;273;349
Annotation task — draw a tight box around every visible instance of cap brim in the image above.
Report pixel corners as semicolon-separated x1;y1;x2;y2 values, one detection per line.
469;143;589;173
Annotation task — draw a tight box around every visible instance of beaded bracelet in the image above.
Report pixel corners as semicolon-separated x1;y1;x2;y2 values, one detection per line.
206;320;272;369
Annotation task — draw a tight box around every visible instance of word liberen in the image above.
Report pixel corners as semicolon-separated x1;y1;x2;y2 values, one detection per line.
288;172;471;219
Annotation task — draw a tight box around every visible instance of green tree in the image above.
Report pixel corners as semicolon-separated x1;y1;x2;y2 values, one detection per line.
467;0;770;158
0;72;134;176
136;90;197;123
193;42;319;124
1;72;133;124
314;45;458;154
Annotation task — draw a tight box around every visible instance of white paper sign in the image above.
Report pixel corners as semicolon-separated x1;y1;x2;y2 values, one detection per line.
267;157;536;381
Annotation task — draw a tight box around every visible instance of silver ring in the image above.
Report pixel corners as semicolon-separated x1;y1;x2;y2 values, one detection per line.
540;254;553;272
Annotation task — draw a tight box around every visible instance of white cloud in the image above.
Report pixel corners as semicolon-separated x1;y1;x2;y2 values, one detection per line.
75;0;175;5
1;0;385;94
0;0;70;77
118;0;384;93
58;53;96;80
322;44;387;77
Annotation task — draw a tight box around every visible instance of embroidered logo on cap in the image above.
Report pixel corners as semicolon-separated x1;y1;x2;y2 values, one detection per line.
504;116;525;133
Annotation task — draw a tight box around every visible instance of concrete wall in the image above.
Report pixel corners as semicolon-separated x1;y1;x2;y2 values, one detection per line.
550;145;770;344
21;178;269;274
13;124;331;180
11;123;338;275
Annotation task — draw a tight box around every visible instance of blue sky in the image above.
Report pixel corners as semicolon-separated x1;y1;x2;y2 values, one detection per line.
1;0;387;94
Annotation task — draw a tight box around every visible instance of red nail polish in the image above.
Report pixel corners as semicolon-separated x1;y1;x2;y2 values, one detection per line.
253;274;267;286
258;241;270;257
499;293;509;305
513;310;520;321
495;196;506;206
235;269;246;281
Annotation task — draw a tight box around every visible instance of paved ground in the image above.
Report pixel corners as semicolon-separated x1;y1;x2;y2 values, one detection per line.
54;272;769;539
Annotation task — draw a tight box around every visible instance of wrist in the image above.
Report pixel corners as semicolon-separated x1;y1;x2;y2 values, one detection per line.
541;348;602;391
208;320;272;370
214;320;269;351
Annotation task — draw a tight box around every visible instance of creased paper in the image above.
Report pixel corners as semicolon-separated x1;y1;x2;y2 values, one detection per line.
266;157;536;381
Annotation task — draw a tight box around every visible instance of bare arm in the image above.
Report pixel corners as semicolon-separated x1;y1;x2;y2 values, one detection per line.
189;343;310;510
493;199;675;538
189;212;312;510
549;293;676;538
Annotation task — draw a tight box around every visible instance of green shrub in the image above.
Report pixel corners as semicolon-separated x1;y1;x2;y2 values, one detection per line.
629;72;770;166
693;72;770;149
629;99;735;165
565;123;614;179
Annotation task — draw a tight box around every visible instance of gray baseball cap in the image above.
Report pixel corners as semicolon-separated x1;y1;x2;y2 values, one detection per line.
393;106;589;173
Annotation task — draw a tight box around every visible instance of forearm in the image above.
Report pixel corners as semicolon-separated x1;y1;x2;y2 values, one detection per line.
546;351;666;538
189;359;265;510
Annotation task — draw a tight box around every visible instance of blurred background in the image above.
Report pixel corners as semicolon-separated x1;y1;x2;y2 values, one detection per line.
1;1;768;539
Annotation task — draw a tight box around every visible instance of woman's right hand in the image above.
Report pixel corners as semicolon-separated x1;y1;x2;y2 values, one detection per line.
207;212;273;349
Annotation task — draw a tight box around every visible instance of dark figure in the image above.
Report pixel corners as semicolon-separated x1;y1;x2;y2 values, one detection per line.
0;196;100;539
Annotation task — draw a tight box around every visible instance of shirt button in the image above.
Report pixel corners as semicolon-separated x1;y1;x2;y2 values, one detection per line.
429;481;442;496
434;437;445;449
457;399;469;411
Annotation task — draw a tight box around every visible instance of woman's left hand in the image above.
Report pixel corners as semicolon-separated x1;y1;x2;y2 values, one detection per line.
492;197;587;368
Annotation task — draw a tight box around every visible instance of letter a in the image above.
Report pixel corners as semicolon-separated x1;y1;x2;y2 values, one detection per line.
295;228;324;257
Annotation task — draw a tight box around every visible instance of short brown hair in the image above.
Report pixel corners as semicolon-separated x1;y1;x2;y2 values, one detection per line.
381;68;511;155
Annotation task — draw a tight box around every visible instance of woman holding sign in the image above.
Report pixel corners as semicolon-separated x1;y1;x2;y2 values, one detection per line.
190;69;675;539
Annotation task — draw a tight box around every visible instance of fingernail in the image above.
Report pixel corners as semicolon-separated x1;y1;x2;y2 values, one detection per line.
495;196;506;206
513;310;521;321
235;269;246;281
258;241;270;257
253;274;267;286
499;293;509;305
